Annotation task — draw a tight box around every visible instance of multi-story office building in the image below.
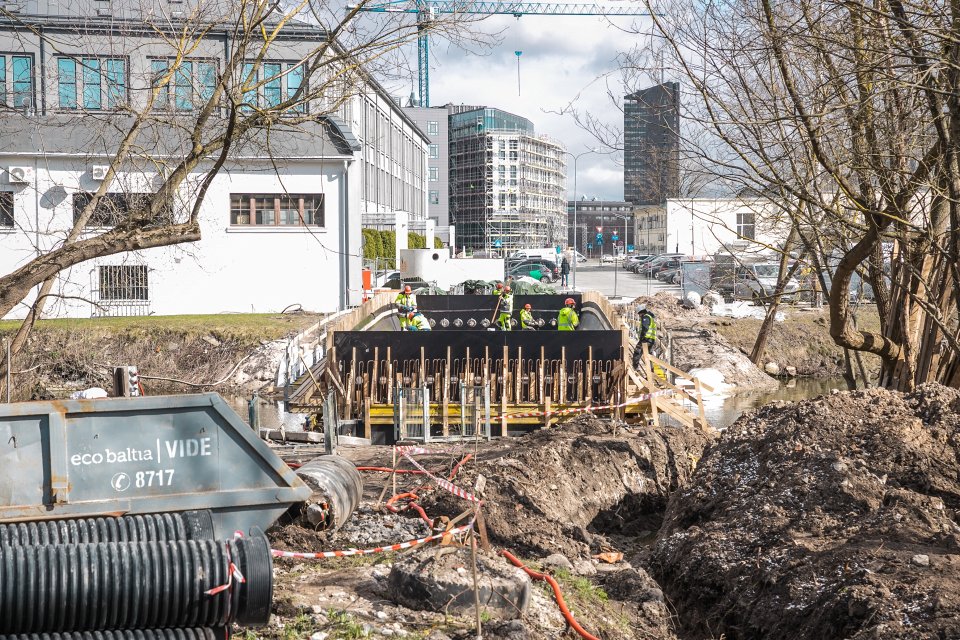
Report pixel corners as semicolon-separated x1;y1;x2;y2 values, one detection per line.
624;82;680;205
448;107;565;253
0;0;427;318
566;199;635;256
401;105;450;229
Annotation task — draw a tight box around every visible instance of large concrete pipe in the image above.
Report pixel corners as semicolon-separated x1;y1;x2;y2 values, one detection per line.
294;456;363;531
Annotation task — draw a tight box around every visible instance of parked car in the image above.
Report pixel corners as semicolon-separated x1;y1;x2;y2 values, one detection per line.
600;254;625;264
636;253;685;275
733;263;800;304
646;256;687;278
508;261;557;283
623;254;653;270
657;267;680;282
573;251;587;263
628;256;659;273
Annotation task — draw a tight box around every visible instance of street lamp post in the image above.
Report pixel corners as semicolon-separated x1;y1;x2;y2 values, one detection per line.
566;148;599;291
612;213;629;298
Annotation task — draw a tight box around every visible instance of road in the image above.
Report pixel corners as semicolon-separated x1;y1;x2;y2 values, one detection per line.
561;263;681;301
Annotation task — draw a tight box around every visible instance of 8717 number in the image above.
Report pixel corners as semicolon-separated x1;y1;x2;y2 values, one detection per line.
135;469;175;488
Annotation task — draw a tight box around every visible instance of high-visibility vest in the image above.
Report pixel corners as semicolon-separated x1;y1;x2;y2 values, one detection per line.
396;293;417;310
557;307;579;331
641;312;657;342
520;309;534;329
500;293;514;314
408;314;431;331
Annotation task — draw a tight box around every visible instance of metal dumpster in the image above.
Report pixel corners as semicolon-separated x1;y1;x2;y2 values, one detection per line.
0;393;310;537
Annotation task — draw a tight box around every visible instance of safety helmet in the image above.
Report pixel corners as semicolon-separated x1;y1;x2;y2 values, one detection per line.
403;285;412;294
565;298;576;307
407;311;416;319
524;304;532;310
495;282;503;290
504;285;511;293
637;303;646;312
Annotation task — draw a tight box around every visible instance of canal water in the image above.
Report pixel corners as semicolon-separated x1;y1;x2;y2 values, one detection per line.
702;376;852;429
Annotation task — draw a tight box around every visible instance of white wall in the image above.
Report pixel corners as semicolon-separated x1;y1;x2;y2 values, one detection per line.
0;156;361;318
398;249;504;289
665;198;789;257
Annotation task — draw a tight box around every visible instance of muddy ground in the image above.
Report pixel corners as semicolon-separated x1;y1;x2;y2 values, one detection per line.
256;384;960;640
633;292;882;387
260;415;711;640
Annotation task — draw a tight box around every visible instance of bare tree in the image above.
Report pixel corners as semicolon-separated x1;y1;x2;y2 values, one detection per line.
629;0;960;390
0;0;478;393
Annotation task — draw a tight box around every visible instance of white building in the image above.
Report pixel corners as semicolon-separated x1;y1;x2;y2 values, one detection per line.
0;1;427;319
634;197;790;257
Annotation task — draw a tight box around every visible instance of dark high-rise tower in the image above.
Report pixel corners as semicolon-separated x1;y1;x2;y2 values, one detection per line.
624;82;680;205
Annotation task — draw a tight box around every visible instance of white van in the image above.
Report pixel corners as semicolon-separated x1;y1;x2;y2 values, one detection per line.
510;248;562;262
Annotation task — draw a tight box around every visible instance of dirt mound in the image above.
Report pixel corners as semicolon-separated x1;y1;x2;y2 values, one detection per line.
631;293;778;392
421;415;713;560
651;384;960;639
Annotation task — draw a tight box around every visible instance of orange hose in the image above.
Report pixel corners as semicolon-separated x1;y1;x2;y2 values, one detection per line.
500;550;601;640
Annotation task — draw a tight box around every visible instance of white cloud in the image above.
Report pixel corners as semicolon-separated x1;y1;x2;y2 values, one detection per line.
378;13;656;202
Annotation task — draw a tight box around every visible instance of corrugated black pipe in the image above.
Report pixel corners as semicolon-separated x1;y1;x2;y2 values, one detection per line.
0;629;226;640
0;512;215;547
0;535;272;633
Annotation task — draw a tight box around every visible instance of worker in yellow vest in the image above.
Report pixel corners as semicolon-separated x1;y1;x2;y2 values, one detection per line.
406;310;431;331
520;303;536;330
497;285;514;331
557;298;579;331
396;285;417;330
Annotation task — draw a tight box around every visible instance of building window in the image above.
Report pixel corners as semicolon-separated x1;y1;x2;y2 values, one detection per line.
428;190;439;205
427;121;439;135
235;61;306;112
0;191;12;227
0;54;33;109
429;167;438;181
230;193;324;226
428;144;439;159
73;192;170;227
736;212;756;240
57;57;126;110
150;58;218;111
99;265;148;301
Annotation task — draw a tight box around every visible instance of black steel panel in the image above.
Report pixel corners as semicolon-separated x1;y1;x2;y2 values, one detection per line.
332;330;623;364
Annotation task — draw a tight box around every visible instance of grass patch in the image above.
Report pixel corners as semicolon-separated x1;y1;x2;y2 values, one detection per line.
326;610;368;639
284;613;321;640
0;313;320;342
552;568;609;605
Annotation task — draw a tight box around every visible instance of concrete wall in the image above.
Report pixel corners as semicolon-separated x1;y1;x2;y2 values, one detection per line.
0;157;361;318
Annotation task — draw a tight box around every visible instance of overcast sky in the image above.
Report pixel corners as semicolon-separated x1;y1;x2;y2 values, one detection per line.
377;13;659;202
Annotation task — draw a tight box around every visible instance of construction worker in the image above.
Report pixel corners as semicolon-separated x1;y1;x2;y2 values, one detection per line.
396;284;417;330
520;303;536;330
497;285;514;331
557;298;579;331
638;303;657;351
406;310;431;331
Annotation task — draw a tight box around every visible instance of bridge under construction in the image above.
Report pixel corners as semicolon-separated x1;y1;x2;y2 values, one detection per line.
286;291;712;443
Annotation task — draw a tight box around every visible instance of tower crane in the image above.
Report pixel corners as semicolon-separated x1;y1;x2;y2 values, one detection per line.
347;1;651;107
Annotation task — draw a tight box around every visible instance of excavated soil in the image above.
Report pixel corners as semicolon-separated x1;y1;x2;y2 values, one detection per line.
262;416;712;639
652;383;960;639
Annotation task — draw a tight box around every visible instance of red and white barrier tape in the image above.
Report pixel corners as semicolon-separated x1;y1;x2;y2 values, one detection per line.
394;445;465;456
400;451;483;504
271;521;473;559
492;388;678;420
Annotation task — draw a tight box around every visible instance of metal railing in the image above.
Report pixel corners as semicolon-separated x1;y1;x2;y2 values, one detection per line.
460;383;491;440
394;386;431;442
